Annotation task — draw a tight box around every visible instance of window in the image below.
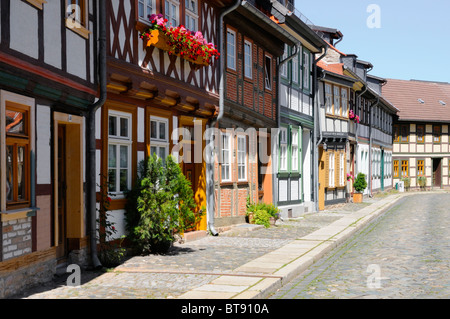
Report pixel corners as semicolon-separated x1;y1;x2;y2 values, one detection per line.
265;56;272;90
138;0;156;21
280;45;288;78
393;160;399;178
5;104;30;207
150;116;169;162
433;125;441;143
108;111;132;194
303;51;310;90
66;0;90;38
401;160;409;178
341;88;348;118
292;54;299;84
416;125;424;143
417;160;424;176
237;135;247;181
325;84;333;115
333;86;341;116
400;124;409;143
67;0;87;27
165;0;179;27
226;29;236;71
328;152;335;188
393;125;399;142
279;128;287;171
221;133;231;182
339;152;345;186
244;40;252;79
185;0;198;31
291;129;299;171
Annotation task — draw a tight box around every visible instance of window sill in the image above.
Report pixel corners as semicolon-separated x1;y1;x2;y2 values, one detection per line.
66;19;91;39
1;207;39;222
26;0;47;9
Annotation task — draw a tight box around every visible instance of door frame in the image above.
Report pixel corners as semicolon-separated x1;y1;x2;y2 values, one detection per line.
53;112;84;257
432;157;442;188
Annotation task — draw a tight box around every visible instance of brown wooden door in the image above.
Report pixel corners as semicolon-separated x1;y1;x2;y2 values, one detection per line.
433;158;442;188
56;125;67;259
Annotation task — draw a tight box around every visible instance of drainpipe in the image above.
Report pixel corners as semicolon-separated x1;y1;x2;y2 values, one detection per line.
86;0;106;269
273;44;299;207
313;47;327;212
206;0;241;237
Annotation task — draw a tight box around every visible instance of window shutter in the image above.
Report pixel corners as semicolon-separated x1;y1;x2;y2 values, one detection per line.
335;150;340;187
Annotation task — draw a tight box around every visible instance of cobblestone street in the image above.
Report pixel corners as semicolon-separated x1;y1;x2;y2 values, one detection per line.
270;193;450;299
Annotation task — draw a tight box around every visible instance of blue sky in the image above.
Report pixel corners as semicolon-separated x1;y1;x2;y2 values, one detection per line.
294;0;450;83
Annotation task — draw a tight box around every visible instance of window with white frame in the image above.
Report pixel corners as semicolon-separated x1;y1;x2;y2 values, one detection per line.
221;133;231;182
244;40;252;79
265;55;272;90
339;152;345;186
329;152;335;188
237;135;247;181
108;111;132;194
226;28;236;70
138;0;156;21
303;51;310;90
185;0;198;31
325;83;333;114
165;0;179;27
150;116;169;162
279;128;288;171
291;128;299;171
341;88;348;118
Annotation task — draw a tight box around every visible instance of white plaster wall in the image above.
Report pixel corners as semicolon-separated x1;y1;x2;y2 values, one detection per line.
302;128;311;204
43;0;62;68
66;30;87;80
108;209;127;239
10;1;39;59
36;105;51;185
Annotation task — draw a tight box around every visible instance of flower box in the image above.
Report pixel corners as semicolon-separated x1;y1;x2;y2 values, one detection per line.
144;29;209;67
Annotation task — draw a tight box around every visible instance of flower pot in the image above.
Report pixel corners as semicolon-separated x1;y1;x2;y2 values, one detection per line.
247;212;255;224
353;193;363;203
144;29;209;67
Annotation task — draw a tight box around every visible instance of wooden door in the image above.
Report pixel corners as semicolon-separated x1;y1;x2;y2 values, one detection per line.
56;125;67;259
433;158;442;188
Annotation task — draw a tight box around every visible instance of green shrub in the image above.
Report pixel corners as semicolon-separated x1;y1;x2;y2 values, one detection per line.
125;154;199;254
353;173;368;193
246;197;280;220
254;210;271;228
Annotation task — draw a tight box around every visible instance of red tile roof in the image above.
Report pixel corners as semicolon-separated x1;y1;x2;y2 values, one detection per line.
382;79;450;122
317;60;344;75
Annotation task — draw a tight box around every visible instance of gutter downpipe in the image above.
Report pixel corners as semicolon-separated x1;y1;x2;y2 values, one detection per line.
274;44;299;207
206;0;241;237
86;0;107;269
313;46;327;212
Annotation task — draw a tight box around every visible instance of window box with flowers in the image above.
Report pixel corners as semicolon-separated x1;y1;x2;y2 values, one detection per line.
140;14;220;67
349;110;360;124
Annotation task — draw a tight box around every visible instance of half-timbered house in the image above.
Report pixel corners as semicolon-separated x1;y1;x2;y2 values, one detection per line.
382;79;450;190
102;0;223;237
210;0;299;228
0;0;98;297
274;5;327;217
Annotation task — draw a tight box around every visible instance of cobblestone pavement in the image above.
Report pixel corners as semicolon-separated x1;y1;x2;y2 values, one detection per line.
270;193;450;299
12;190;434;299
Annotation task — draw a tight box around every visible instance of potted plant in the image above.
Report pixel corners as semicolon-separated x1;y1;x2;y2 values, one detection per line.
417;175;426;189
353;173;367;203
401;176;411;191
